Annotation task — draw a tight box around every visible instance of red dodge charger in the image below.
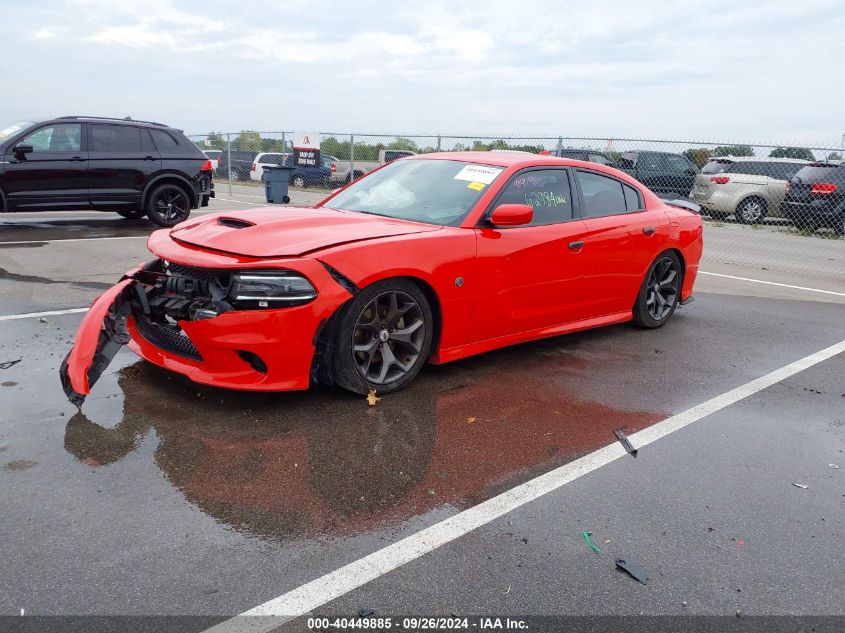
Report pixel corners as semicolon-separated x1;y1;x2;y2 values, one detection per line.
61;152;703;404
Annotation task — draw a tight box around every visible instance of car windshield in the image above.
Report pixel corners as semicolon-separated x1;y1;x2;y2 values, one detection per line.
0;121;35;142
324;159;504;226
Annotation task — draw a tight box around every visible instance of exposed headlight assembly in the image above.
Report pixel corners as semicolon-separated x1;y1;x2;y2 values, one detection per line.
229;271;317;308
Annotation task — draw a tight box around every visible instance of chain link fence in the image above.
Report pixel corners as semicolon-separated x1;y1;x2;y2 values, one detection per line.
187;132;845;285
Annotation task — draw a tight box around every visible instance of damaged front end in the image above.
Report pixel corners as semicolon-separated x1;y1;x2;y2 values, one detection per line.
59;259;241;406
60;257;326;405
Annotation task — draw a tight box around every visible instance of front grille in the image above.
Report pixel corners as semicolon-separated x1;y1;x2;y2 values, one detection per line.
135;314;203;361
166;263;222;282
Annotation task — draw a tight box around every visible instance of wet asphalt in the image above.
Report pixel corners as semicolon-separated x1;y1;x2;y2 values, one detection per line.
0;202;843;627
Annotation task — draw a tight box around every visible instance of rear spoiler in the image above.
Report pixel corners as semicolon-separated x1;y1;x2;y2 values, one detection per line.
656;193;701;214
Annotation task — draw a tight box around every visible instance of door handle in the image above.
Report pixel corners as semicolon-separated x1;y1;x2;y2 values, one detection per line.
568;240;584;250
70;156;84;162
143;155;156;161
643;226;656;235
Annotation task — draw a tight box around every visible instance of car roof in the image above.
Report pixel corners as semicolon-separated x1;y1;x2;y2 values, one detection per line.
408;151;581;168
54;116;176;130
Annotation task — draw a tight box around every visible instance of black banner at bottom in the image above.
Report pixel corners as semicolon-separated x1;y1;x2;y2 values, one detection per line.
1;616;843;633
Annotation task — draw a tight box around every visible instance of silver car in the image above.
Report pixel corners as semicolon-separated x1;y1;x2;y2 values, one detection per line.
692;157;809;223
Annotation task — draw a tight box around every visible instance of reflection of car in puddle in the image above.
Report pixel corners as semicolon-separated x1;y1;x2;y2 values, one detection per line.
64;345;662;543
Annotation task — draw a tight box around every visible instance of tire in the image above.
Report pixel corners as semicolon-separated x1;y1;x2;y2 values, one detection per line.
332;279;434;395
116;208;146;220
735;197;767;224
291;174;306;188
632;251;683;329
146;183;192;227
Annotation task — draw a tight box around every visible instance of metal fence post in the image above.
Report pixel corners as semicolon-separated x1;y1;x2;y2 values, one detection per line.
350;134;355;182
281;131;286;154
226;133;232;196
556;136;562;155
436;135;441;152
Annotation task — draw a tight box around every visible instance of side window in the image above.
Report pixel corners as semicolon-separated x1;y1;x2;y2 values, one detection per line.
577;170;628;218
90;125;142;152
640;154;666;171
623;184;642;211
589;153;612;165
150;129;178;151
494;169;573;226
21;124;82;152
666;155;692;173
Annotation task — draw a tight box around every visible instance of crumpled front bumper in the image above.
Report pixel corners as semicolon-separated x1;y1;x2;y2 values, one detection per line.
59;258;353;405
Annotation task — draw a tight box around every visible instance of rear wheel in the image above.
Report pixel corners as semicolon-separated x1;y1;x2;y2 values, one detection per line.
735;197;767;224
116;208;146;220
146;183;191;227
632;252;682;329
332;279;434;395
291;174;306;188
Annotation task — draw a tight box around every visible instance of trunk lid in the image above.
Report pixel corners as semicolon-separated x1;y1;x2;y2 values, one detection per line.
168;206;441;257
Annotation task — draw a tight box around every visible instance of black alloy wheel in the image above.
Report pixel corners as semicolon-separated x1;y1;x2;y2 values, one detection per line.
332;279;433;394
146;184;191;227
633;252;682;328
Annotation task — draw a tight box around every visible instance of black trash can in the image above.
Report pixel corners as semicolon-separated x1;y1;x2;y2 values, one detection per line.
263;165;293;204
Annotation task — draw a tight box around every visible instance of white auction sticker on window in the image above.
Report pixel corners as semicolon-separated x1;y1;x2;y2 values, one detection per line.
453;164;502;184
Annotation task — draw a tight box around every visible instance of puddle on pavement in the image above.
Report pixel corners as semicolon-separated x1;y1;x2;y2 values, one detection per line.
0;217;154;242
62;339;663;544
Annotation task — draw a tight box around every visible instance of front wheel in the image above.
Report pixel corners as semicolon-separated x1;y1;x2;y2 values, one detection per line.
632;252;682;329
146;183;191;227
332;279;434;395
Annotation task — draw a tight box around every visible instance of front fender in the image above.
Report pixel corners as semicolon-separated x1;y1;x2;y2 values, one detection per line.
59;279;134;406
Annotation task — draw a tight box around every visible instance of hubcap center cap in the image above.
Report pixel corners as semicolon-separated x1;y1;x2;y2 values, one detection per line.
378;329;390;343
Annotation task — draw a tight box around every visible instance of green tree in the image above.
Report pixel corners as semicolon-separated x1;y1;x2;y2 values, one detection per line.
769;147;815;161
683;148;712;168
233;130;262;151
712;145;754;157
386;137;420;152
204;131;227;150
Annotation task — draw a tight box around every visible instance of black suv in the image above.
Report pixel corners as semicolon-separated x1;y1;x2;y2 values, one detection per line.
551;149;617;166
616;151;699;197
782;162;845;234
0;116;213;227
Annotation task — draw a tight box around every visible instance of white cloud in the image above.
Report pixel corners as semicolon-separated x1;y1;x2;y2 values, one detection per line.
33;28;57;39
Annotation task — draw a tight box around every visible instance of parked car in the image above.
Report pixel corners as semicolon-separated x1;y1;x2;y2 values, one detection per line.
202;149;222;172
218;150;258;181
331;149;419;184
616;151;699;197
249;152;334;187
691;157;809;223
0;116;213;226
550;149;616;166
782;162;845;234
61;151;702;404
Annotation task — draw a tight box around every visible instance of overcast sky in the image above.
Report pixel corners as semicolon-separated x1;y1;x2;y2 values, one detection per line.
2;0;843;148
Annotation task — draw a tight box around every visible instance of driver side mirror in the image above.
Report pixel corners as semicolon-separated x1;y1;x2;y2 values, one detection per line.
13;143;33;159
490;203;533;227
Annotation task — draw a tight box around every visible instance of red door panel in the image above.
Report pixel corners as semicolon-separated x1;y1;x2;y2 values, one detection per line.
472;220;588;342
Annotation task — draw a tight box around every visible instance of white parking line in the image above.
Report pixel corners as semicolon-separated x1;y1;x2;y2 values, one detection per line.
215;197;269;206
699;271;845;297
203;337;845;632
0;307;88;322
